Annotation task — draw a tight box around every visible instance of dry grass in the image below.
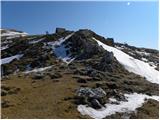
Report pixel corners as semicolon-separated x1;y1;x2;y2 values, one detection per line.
1;73;90;119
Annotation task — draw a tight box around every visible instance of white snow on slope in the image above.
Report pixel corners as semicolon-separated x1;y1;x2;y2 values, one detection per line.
53;43;75;64
136;50;150;56
24;65;53;74
29;38;45;44
1;54;23;65
148;62;157;69
47;33;74;47
77;93;159;119
1;45;9;50
1;29;28;39
141;57;148;62
93;38;159;84
47;33;75;64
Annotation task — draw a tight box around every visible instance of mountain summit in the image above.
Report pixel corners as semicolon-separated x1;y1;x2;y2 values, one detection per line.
1;28;159;119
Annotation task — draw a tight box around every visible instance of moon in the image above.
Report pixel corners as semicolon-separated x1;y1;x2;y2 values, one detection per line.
127;2;131;6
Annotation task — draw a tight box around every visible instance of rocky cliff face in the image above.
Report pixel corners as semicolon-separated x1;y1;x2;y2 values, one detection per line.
1;28;159;119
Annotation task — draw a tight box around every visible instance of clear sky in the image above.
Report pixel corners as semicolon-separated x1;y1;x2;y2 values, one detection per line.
1;1;158;49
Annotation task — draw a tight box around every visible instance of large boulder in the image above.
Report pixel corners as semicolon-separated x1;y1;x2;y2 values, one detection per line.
76;87;106;98
76;87;107;109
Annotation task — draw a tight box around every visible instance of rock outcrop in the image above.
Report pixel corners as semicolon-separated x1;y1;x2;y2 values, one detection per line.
97;51;114;72
65;29;105;60
76;87;107;109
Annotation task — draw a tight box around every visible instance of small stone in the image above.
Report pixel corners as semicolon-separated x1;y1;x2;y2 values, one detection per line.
77;78;87;83
2;100;10;108
1;90;7;96
106;82;118;89
49;72;62;79
32;73;44;79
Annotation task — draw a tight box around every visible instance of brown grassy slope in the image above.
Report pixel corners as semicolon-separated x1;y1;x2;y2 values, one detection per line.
1;72;91;119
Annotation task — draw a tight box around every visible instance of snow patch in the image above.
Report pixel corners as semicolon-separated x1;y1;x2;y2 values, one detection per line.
109;98;117;103
24;65;53;74
128;51;135;56
136;50;150;56
115;45;129;50
29;38;45;44
93;37;159;84
47;33;75;64
148;62;157;69
47;33;74;47
77;93;159;119
115;46;124;50
1;29;28;39
1;54;23;65
53;42;75;64
141;57;148;62
1;40;12;45
1;45;9;50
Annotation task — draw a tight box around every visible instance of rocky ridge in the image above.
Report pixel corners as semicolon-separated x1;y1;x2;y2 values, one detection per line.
1;28;159;119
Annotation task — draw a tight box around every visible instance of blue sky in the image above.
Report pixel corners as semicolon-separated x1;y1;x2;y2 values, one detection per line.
1;1;158;49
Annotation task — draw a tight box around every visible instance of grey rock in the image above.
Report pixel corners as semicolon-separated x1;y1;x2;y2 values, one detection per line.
90;99;102;109
103;51;114;64
106;82;118;89
1;90;7;96
97;51;114;72
77;78;87;83
110;90;127;101
76;87;107;109
32;72;44;79
76;87;106;99
2;100;10;108
49;72;62;79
